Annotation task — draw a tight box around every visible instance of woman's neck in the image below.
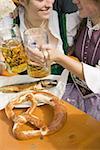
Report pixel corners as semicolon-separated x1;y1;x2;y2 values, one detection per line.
24;13;47;29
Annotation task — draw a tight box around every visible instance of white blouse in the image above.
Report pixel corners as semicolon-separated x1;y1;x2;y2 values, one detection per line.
83;63;100;93
66;11;81;46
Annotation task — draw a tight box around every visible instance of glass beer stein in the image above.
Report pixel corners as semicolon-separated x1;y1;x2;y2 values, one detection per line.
24;28;51;78
0;25;27;74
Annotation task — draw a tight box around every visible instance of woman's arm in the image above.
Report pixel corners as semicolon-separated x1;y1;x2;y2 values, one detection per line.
55;54;84;80
41;45;85;80
43;45;100;93
26;45;84;80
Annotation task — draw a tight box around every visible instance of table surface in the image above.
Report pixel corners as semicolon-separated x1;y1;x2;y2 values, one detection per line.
0;100;100;150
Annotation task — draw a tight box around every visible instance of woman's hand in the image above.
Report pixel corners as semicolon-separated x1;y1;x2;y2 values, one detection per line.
25;46;45;67
25;44;63;66
41;44;63;63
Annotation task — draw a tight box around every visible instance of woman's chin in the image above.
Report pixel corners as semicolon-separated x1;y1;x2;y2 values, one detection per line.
39;11;51;20
40;15;50;20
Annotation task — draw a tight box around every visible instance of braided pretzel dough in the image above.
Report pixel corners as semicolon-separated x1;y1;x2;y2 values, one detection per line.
13;112;48;140
5;91;67;140
5;93;38;121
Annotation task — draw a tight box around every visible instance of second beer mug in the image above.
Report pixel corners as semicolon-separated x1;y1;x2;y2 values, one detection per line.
24;28;51;78
0;25;27;74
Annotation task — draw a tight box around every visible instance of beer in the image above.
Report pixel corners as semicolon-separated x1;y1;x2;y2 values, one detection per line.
27;60;50;78
1;39;27;73
0;25;27;74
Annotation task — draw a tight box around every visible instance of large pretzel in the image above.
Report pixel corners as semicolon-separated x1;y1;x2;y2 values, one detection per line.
5;91;67;140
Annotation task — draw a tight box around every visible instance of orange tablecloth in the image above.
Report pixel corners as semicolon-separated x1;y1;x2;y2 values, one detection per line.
0;100;100;150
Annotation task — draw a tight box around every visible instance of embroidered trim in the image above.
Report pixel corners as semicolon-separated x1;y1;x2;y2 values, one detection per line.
81;28;88;62
91;37;100;65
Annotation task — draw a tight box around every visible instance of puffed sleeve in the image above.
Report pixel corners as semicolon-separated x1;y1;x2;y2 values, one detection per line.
82;62;100;93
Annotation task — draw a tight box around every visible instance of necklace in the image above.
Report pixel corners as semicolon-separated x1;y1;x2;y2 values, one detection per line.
40;20;48;29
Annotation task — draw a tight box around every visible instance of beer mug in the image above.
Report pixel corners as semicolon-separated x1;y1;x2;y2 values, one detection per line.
24;28;51;78
0;25;27;73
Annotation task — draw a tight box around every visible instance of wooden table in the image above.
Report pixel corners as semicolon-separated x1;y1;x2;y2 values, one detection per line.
0;100;100;150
